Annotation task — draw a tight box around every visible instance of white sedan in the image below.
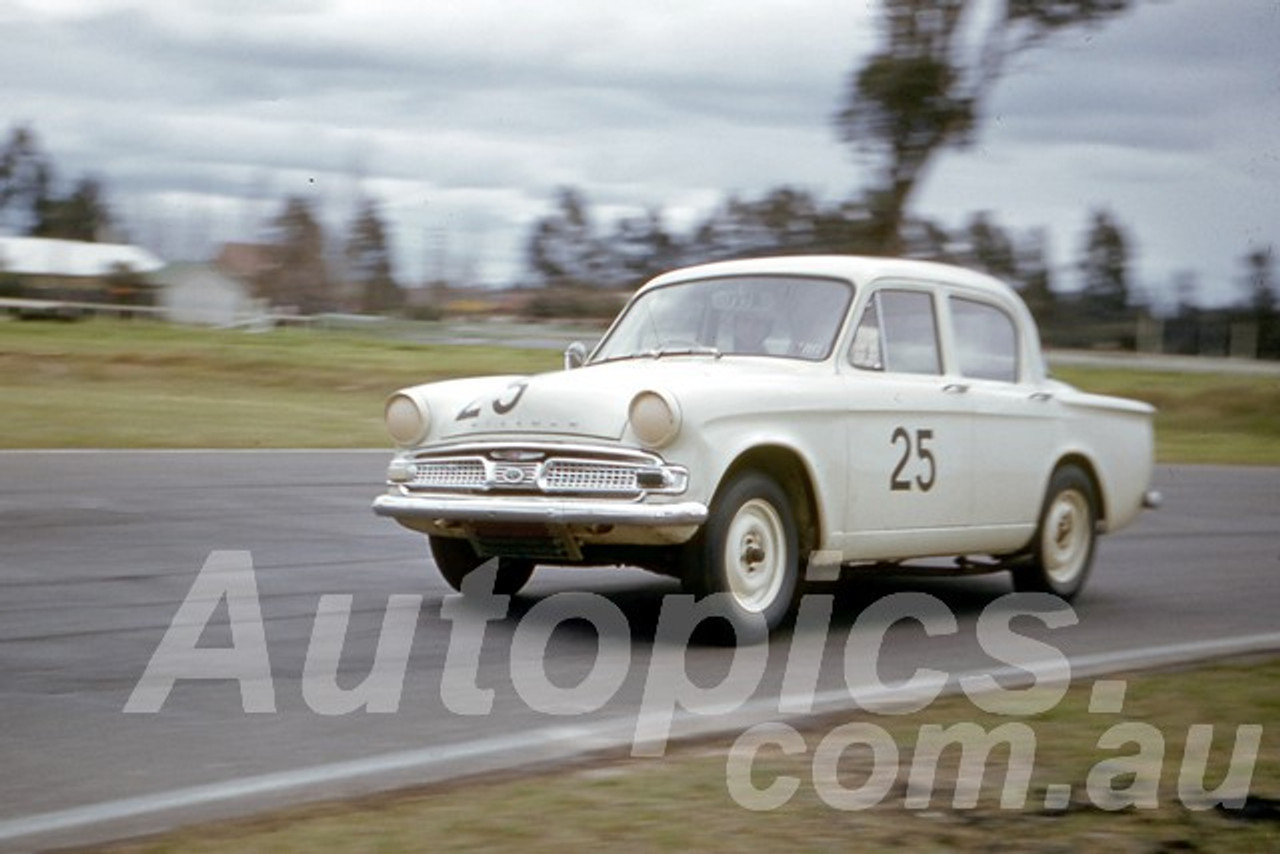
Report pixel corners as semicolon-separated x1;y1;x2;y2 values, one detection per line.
374;256;1159;635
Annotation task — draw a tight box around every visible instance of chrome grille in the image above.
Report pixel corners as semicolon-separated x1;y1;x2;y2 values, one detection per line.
541;460;639;494
399;444;686;498
412;459;486;489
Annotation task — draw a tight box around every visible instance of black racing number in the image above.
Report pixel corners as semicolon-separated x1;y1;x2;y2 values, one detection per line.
915;429;936;491
492;380;528;415
890;426;936;492
890;427;912;491
456;380;529;421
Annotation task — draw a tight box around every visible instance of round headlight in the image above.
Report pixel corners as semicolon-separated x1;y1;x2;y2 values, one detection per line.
386;393;430;446
629;389;681;448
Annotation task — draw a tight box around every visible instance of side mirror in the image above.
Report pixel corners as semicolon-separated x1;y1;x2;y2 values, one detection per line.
564;341;588;370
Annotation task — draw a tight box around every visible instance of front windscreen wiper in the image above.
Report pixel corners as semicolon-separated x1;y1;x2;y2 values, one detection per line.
645;345;723;360
590;345;722;365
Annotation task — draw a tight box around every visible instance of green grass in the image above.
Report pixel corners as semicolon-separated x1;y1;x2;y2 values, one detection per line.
1;318;1277;461
0;318;559;448
1052;366;1280;465
89;657;1280;853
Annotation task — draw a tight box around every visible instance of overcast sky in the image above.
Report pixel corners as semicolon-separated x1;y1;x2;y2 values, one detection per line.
2;0;1277;306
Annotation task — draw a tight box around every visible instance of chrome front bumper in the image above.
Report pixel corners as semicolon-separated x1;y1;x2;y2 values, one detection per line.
372;492;709;528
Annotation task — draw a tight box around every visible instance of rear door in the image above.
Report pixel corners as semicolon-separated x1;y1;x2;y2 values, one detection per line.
946;294;1058;535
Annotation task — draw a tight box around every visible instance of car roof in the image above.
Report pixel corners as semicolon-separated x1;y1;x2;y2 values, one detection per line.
642;255;1017;301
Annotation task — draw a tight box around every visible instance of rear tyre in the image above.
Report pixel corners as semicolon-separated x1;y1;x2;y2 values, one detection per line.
682;471;802;641
428;536;536;596
1012;464;1098;600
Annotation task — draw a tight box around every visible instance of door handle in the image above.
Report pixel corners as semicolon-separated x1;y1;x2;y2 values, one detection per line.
942;383;970;394
1029;391;1054;402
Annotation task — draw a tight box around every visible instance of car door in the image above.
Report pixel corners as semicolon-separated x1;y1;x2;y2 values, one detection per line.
946;294;1058;540
840;285;974;560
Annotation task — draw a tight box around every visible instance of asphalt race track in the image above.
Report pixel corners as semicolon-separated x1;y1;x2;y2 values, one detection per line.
1;451;1277;850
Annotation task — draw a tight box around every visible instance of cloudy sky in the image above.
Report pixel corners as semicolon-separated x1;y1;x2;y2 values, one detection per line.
1;0;1276;306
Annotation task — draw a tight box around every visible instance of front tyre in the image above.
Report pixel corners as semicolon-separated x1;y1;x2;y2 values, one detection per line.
428;536;535;596
683;471;802;639
1013;464;1098;600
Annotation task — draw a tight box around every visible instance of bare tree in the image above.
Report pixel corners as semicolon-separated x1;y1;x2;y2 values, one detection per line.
1078;207;1132;320
34;176;115;242
259;196;331;313
0;124;53;235
345;198;402;313
834;0;1134;253
526;187;614;288
1241;245;1278;358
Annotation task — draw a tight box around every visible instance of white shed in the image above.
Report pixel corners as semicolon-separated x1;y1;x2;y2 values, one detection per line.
0;235;165;278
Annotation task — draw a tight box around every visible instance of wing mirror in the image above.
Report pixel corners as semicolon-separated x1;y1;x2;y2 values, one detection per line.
564;341;588;370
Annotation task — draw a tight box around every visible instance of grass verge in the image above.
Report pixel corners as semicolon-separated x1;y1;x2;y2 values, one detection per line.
1;318;1277;461
1052;366;1280;465
84;657;1280;853
0;318;559;448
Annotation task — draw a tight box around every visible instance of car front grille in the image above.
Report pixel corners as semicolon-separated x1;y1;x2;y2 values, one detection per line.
541;460;641;493
399;444;686;498
412;459;487;489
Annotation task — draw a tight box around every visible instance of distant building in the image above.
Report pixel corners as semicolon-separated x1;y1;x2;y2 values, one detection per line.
0;235;164;299
0;236;269;326
214;242;277;285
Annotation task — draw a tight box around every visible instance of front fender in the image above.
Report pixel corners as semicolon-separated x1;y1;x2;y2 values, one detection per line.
666;408;844;553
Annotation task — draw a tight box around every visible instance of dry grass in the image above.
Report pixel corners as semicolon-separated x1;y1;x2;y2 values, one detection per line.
85;657;1280;853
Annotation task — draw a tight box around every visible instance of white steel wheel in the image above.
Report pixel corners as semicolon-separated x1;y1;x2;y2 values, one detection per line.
1014;465;1098;600
724;498;788;614
683;471;802;640
1042;489;1091;585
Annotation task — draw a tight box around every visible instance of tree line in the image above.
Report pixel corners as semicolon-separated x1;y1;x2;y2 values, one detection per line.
523;185;1279;357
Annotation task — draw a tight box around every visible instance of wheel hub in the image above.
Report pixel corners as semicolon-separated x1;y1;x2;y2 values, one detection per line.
724;498;787;613
1044;489;1089;584
1054;514;1074;549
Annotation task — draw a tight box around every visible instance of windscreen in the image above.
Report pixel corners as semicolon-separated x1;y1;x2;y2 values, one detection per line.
592;275;853;363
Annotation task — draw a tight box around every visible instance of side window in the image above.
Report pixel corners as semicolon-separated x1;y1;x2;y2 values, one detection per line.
951;298;1018;382
850;294;883;369
851;289;941;375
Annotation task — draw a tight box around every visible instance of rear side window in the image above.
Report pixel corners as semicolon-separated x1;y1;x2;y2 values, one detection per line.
850;290;941;375
951;297;1017;382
